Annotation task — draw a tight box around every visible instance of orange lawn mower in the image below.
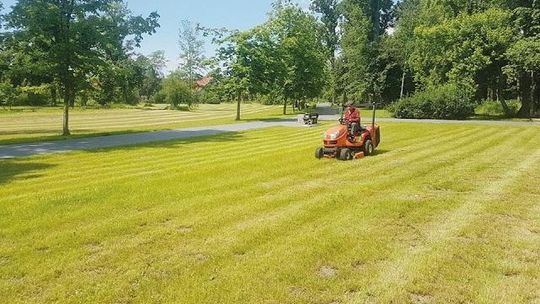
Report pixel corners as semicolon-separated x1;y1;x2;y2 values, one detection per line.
315;103;381;161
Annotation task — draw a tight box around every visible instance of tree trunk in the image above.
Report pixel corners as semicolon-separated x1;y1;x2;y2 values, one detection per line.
531;71;536;118
63;91;70;136
400;70;406;99
517;74;532;118
51;86;57;107
517;73;532;118
283;98;287;115
235;92;241;121
497;75;511;116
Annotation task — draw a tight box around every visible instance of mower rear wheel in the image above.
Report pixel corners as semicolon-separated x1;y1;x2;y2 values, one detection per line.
340;148;353;161
315;147;325;159
364;139;374;156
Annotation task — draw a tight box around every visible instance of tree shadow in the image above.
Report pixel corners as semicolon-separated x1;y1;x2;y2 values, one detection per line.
84;130;246;154
0;160;56;185
241;118;299;123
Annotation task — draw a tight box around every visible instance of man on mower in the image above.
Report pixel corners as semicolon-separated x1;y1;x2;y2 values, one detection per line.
344;103;361;141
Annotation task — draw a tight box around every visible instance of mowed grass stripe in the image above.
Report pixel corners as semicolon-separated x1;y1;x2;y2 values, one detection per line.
197;128;536;303
0;120;478;191
0;104;284;143
0;124;488;238
346;128;540;303
0;124;479;204
0;127;325;200
0;125;506;268
135;127;536;302
0;105;278;129
0;125;498;302
1;124;538;303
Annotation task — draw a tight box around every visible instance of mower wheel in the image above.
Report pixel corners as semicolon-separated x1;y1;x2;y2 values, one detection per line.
315;147;325;159
364;139;374;156
340;148;353;161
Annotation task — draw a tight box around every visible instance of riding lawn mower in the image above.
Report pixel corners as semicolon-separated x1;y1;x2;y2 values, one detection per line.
315;103;381;161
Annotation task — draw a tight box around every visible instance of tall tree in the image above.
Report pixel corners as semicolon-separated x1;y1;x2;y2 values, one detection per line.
339;0;395;103
510;1;540;116
270;1;326;114
410;8;515;101
391;0;421;99
311;0;341;104
178;19;205;84
137;50;166;100
506;38;540;118
5;0;158;135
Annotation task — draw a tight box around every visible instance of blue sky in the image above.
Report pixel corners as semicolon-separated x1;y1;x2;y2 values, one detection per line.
1;0;310;72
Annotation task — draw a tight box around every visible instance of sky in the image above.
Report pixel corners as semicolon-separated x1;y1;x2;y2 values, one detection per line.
1;0;311;72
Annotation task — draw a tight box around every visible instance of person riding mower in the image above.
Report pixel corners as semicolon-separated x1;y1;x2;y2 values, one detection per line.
343;103;361;142
315;103;381;161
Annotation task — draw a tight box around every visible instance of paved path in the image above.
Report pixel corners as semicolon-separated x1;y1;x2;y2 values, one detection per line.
0;121;303;159
1;107;538;159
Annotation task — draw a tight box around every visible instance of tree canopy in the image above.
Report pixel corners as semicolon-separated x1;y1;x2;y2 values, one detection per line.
1;0;539;124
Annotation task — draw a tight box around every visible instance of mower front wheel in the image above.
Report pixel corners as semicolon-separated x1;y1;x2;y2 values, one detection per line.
339;148;353;161
364;139;374;156
315;147;325;159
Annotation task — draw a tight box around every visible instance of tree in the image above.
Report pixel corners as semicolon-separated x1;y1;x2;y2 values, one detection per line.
391;0;421;99
178;19;205;84
410;9;515;101
311;0;341;103
339;0;395;103
5;0;159;135
160;71;197;109
505;38;540;117
210;1;325;118
269;1;326;114
137;51;166;101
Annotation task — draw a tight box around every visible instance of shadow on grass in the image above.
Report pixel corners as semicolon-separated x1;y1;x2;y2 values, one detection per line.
83;130;246;154
0;160;56;185
0;129;163;146
372;149;390;157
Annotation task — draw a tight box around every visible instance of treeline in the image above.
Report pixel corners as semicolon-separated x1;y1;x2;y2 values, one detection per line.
1;0;539;135
187;0;540;119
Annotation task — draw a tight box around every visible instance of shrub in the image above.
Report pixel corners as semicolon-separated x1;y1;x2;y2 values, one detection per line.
390;84;475;120
475;99;520;117
159;72;198;109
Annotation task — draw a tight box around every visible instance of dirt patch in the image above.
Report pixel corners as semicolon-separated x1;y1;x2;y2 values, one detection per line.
410;292;433;304
319;266;337;278
0;255;10;266
351;260;366;271
178;225;193;233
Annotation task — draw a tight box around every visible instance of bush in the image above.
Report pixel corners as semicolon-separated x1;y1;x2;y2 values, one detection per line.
159;72;197;109
475;99;520;117
390;84;475;120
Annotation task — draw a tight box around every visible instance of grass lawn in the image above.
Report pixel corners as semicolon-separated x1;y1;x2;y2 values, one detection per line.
0;103;285;145
0;122;539;303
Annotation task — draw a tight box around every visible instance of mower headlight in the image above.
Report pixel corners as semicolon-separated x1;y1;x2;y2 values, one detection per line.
328;131;340;140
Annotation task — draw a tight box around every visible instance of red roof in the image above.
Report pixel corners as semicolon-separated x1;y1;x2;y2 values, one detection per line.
196;76;213;88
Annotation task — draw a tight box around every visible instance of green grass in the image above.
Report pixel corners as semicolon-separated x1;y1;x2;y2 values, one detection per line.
0;103;286;145
1;122;539;303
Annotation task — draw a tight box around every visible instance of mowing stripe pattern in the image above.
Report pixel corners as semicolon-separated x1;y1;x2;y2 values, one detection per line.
0;122;539;303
